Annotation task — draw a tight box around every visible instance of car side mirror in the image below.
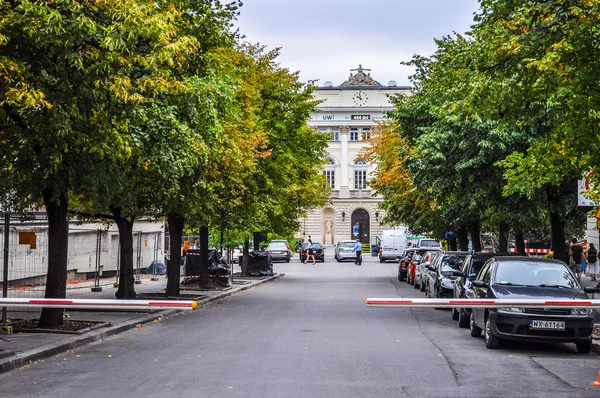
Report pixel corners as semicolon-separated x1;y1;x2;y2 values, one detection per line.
584;287;598;294
452;271;464;277
473;280;487;288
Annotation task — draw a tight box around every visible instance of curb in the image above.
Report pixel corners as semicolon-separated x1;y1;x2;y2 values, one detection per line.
0;273;284;374
592;340;600;355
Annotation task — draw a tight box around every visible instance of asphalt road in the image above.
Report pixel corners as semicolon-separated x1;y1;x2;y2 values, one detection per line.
1;254;599;397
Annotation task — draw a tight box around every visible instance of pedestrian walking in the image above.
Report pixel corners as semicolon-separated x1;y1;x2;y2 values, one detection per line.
587;243;599;281
569;238;586;280
304;243;316;265
353;239;362;266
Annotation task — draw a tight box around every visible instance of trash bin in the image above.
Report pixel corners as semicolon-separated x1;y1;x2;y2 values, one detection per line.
371;245;380;257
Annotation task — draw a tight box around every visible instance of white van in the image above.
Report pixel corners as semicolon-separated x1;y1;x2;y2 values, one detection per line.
379;227;408;263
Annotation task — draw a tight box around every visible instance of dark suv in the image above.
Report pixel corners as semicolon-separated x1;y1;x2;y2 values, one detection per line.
452;252;523;327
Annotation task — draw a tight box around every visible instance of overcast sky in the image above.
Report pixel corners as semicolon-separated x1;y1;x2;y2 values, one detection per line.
235;0;481;86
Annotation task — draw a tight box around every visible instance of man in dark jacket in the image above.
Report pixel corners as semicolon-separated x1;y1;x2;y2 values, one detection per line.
569;238;586;280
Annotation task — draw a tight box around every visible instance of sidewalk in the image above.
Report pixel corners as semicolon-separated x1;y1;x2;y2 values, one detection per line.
0;266;283;374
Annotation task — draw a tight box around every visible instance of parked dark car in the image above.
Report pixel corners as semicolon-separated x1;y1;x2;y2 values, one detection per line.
397;249;416;281
466;257;596;352
142;260;167;275
452;252;523;327
299;242;325;262
425;251;469;299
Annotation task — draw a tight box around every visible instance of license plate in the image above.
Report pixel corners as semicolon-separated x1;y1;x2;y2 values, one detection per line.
273;251;281;254
529;320;565;330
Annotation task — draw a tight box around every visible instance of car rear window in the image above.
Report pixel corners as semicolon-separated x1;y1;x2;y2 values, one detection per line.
413;252;424;262
339;241;355;248
441;255;467;275
420;240;440;247
470;256;492;276
269;242;286;250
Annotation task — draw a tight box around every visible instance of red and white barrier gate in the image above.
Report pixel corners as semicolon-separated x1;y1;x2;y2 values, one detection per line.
365;298;600;309
0;298;198;310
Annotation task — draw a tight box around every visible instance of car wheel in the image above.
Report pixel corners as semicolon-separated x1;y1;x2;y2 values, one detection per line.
458;310;470;328
484;318;500;349
414;279;419;289
379;257;384;263
470;312;482;337
576;339;592;354
420;281;426;292
452;308;460;321
336;257;341;262
321;257;325;262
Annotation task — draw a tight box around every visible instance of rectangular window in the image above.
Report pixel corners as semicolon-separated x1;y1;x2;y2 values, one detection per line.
324;170;335;189
350;128;359;141
330;128;339;141
320;127;339;141
354;170;367;189
362;128;371;141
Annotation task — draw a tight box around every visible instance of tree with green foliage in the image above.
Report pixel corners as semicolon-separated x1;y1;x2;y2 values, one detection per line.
0;0;207;326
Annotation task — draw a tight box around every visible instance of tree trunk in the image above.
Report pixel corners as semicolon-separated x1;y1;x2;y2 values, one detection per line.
199;226;211;288
253;232;261;251
241;238;250;277
549;210;567;263
38;188;69;329
456;226;469;251
515;226;526;256
113;208;136;299
469;222;482;252
449;237;457;251
166;213;184;296
498;221;509;253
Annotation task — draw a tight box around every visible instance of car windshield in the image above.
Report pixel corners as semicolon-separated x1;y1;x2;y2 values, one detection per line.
339;241;355;248
269;242;286;250
440;255;467;275
494;261;579;288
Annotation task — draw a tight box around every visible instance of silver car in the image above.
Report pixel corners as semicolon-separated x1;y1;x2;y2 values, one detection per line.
335;240;358;262
266;240;291;262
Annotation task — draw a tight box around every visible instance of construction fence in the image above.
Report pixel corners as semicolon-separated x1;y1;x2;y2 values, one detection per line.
0;212;165;322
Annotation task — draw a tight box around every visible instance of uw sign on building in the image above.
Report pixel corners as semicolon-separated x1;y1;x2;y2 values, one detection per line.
298;66;411;248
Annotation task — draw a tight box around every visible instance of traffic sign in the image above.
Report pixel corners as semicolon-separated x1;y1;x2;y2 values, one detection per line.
442;228;455;241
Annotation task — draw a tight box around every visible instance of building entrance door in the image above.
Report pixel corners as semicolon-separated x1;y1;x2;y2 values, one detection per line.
351;209;370;244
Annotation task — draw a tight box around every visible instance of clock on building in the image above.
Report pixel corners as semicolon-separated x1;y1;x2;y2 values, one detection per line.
352;90;368;106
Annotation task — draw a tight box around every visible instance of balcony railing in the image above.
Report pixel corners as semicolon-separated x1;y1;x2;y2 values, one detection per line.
350;190;372;198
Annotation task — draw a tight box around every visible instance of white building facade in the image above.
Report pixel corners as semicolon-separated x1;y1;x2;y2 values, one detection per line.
299;66;411;248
